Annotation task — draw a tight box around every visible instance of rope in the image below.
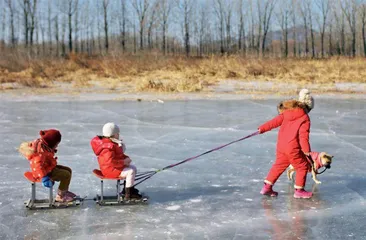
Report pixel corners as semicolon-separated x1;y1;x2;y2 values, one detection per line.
133;131;259;187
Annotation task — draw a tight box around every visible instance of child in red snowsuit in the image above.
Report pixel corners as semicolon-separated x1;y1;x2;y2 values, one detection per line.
258;93;314;199
90;122;142;200
19;129;76;202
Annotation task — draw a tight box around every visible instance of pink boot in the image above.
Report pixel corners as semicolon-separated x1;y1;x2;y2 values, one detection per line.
65;191;77;198
55;190;74;203
260;183;278;197
294;189;313;199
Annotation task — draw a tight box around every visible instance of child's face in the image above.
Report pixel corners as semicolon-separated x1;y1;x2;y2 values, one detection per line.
113;133;120;139
53;142;60;150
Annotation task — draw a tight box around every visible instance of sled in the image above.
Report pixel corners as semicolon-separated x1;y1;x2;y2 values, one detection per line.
92;169;148;206
23;172;83;210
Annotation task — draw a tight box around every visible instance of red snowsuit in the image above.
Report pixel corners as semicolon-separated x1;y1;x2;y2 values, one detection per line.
91;136;129;178
258;100;311;189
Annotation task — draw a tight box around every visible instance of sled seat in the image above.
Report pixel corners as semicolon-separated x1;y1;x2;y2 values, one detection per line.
92;169;123;180
92;169;125;206
24;171;53;209
24;172;41;183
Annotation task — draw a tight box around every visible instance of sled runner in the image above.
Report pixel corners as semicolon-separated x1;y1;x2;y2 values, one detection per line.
92;169;148;206
23;172;83;210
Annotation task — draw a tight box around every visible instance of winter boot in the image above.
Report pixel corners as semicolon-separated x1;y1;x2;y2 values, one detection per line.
293;189;313;199
260;183;278;197
55;190;74;203
121;185;139;195
124;187;142;201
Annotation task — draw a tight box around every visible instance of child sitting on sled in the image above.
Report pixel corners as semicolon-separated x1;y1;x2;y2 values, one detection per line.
19;129;77;202
90;123;142;200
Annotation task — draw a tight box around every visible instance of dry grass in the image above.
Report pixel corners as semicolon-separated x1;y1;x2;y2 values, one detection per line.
0;53;366;92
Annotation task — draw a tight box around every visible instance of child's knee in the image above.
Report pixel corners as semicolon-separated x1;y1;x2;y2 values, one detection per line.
63;170;72;180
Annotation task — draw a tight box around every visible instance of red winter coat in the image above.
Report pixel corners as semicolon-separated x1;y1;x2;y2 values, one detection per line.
27;139;58;180
258;100;311;155
91;136;129;178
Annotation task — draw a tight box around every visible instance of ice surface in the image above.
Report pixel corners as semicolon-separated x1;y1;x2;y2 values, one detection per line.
0;99;366;240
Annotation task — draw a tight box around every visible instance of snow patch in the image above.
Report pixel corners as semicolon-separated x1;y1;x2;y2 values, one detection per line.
166;205;181;211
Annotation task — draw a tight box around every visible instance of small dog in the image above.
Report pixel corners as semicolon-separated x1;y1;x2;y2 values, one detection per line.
287;152;333;184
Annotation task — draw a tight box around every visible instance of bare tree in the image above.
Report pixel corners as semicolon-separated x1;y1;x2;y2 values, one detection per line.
237;0;246;54
300;0;309;56
132;0;150;50
213;0;226;54
102;0;109;52
225;1;233;53
328;13;333;56
260;0;276;56
61;14;67;56
249;0;255;50
333;3;345;55
159;0;172;55
1;2;6;48
5;0;16;47
119;0;127;52
177;0;194;57
48;0;53;55
277;0;290;58
19;0;30;47
196;0;209;56
58;0;78;53
74;1;79;52
361;3;366;57
39;12;46;55
291;0;297;57
341;0;358;57
27;0;38;47
316;0;330;58
147;1;159;50
55;15;60;56
303;0;316;58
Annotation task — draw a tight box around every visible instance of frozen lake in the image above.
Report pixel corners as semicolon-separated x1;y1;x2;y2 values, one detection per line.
0;98;365;240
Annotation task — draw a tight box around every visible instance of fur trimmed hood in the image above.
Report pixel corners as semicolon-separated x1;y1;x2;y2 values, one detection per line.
277;100;308;114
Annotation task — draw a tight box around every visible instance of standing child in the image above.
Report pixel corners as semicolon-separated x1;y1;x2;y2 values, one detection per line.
90;122;142;200
19;129;76;202
258;89;314;199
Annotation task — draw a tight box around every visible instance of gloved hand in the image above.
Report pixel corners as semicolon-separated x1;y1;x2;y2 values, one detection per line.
42;176;54;188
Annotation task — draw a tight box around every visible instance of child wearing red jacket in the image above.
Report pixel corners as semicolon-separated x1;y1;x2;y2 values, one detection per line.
258;90;314;199
90;122;142;200
19;129;76;202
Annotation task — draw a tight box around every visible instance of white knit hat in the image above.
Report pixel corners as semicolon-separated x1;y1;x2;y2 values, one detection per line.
102;122;120;137
298;89;314;112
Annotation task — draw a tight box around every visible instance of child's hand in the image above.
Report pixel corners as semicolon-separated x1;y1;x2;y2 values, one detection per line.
124;157;131;166
42;176;54;188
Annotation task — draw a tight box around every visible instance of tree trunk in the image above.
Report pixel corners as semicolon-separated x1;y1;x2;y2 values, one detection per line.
23;0;30;48
55;16;59;57
48;1;52;56
120;0;126;52
103;0;109;53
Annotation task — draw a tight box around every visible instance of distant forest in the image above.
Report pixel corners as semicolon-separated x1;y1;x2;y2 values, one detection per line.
1;0;366;58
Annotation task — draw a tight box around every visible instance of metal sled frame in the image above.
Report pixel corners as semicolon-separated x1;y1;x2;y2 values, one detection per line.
23;172;81;210
93;169;129;206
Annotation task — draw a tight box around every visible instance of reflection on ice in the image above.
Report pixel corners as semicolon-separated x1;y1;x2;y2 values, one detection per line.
0;99;365;239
